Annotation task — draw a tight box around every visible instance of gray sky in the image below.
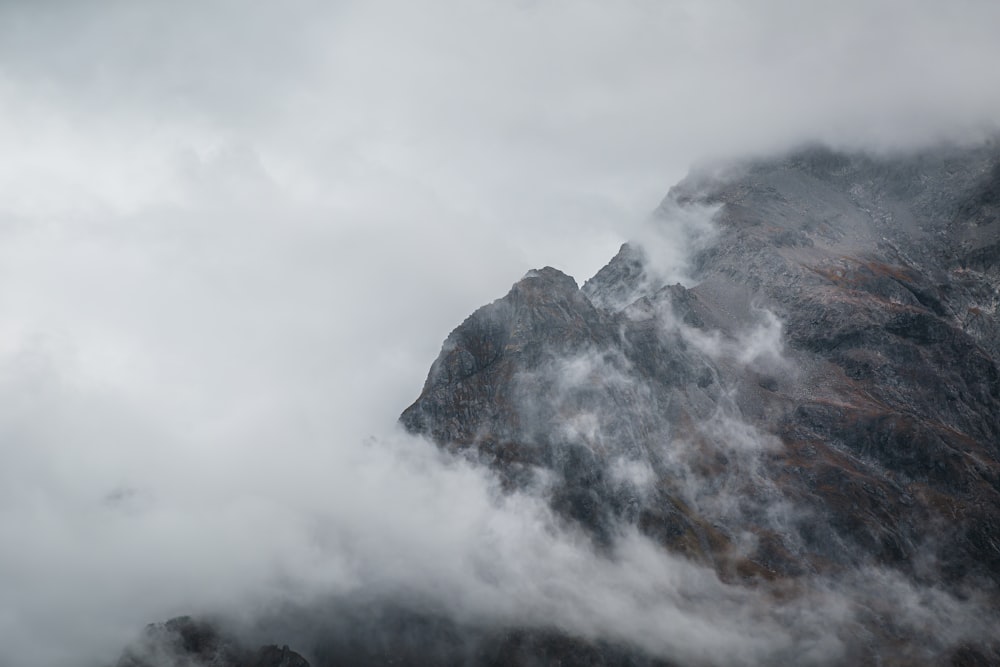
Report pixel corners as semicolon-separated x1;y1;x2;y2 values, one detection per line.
1;1;999;665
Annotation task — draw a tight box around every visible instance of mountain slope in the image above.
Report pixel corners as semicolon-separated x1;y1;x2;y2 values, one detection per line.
401;141;1000;664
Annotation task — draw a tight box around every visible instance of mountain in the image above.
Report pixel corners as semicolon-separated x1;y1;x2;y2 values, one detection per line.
400;141;1000;664
118;141;1000;666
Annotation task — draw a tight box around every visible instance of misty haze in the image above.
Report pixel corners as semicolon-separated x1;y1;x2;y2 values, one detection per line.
1;2;999;666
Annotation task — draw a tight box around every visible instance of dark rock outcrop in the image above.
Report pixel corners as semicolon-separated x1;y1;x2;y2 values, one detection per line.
117;609;676;667
116;616;310;667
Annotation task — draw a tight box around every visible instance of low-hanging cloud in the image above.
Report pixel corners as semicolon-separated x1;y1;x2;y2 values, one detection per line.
1;1;1000;665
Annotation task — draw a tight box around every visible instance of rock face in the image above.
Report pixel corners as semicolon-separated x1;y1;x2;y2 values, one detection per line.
402;141;1000;663
116;616;311;667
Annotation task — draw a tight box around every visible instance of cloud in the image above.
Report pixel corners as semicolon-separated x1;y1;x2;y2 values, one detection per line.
0;1;999;665
630;200;724;290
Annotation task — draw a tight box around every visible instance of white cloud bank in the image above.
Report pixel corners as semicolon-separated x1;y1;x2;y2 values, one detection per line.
0;1;999;665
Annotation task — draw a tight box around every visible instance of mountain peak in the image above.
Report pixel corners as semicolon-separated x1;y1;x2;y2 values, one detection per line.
399;141;1000;664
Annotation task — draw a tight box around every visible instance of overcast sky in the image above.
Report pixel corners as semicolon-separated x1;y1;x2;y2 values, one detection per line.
2;1;1000;665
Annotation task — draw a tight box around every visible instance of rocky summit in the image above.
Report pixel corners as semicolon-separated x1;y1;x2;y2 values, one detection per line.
401;141;1000;664
120;141;1000;666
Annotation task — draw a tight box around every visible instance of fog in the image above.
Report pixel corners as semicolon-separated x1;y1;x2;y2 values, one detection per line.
1;1;1000;665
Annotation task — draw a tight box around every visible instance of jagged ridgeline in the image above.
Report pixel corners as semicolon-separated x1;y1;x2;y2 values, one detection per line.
121;142;1000;666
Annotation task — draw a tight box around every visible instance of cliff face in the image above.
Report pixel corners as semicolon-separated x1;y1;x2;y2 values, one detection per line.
401;142;1000;663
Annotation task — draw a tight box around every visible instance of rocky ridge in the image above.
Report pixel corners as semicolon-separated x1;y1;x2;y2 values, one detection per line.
400;141;1000;663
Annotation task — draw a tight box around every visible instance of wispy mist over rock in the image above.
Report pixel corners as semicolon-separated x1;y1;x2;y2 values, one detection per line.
3;3;1000;667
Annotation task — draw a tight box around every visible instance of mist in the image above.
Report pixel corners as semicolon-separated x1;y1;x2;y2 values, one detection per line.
2;1;1000;665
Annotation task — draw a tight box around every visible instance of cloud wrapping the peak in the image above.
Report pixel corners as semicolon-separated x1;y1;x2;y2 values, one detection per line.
0;1;999;665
